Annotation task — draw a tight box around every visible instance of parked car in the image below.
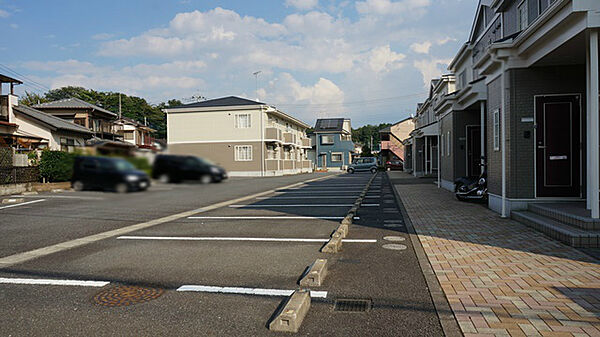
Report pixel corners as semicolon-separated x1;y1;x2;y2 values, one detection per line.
152;154;228;184
72;156;150;193
385;160;404;171
347;157;378;174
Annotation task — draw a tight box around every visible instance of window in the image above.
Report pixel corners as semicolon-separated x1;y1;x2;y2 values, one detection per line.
518;1;528;31
235;145;253;161
60;138;76;152
124;131;134;140
447;132;451;156
458;71;467;90
331;153;343;162
341;134;351;141
493;109;500;151
235;114;251;128
321;135;334;145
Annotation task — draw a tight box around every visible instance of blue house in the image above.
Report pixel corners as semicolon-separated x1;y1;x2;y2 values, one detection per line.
308;118;355;171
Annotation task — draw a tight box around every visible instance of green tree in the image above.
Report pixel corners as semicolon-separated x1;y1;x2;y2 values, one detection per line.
351;123;392;151
19;91;49;106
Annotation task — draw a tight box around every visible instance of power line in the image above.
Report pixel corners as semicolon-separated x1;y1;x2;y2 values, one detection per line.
0;63;51;93
271;91;428;108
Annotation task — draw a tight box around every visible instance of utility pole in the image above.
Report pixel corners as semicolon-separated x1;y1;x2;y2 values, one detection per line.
253;71;262;101
118;93;122;120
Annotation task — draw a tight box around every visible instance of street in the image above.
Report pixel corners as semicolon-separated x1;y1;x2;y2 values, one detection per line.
0;172;442;336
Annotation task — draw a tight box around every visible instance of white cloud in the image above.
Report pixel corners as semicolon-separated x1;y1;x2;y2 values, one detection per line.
285;0;319;10
410;41;432;54
9;23;17;29
413;58;452;88
92;33;114;40
367;45;405;73
355;0;431;16
0;9;9;18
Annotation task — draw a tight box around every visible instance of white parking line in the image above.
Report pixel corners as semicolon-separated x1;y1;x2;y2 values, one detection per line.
177;285;328;298
117;236;377;243
0;277;109;287
273;191;380;194
229;204;379;208
12;195;104;200
188;216;359;220
256;196;378;200
0;199;46;210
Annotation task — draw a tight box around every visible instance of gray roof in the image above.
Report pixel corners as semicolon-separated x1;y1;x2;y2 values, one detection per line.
34;98;117;117
13;105;92;135
314;118;346;132
0;74;22;84
169;96;265;109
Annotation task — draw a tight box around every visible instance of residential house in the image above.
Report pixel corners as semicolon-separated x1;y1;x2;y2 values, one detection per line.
435;0;600;247
308;118;355;171
34;98;122;141
164;96;312;177
0;75;91;153
379;117;415;164
115;117;156;150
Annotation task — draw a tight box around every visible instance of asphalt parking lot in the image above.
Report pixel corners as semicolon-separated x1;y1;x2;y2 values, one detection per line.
0;172;443;336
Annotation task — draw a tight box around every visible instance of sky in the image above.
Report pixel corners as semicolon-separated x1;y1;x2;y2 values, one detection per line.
0;0;478;127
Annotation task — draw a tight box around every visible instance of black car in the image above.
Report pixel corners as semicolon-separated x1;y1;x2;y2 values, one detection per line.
152;155;228;184
72;156;150;193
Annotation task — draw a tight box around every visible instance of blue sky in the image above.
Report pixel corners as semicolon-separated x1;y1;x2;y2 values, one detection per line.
0;0;478;127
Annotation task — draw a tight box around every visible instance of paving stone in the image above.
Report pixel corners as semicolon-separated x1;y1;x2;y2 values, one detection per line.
391;172;600;337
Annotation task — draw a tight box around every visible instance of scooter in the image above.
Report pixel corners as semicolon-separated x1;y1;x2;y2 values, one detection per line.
454;163;487;202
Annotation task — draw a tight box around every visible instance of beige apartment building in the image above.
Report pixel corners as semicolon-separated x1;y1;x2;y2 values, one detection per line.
164;96;313;177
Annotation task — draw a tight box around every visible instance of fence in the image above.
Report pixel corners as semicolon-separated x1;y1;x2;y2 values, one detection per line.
0;166;40;185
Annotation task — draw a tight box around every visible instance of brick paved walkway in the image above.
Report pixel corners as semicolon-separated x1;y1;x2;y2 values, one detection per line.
391;172;600;337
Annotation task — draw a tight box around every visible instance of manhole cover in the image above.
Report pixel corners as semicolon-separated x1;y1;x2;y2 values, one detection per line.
333;298;372;312
383;236;406;242
382;244;407;250
93;285;164;307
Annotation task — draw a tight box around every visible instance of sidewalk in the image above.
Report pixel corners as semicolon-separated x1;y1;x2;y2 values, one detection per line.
390;172;600;337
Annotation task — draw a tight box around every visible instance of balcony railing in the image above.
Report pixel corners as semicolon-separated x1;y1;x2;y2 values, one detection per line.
301;138;311;147
265;127;283;141
283;132;296;144
473;16;502;65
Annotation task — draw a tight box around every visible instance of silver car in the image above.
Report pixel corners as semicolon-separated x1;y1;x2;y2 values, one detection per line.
347;157;378;174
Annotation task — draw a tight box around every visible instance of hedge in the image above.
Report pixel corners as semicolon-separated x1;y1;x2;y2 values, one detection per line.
39;150;77;182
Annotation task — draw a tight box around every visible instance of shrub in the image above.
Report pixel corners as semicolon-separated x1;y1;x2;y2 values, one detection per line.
39;150;77;182
124;156;152;175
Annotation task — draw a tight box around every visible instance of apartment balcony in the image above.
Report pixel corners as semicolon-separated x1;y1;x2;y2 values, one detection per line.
0;95;9;123
265;127;283;142
283;132;296;145
301;138;311;148
472;16;502;65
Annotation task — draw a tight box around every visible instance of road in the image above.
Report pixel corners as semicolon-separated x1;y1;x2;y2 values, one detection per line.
0;172;444;336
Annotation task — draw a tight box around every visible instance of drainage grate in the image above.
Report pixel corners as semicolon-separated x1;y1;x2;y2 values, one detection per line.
333;298;372;312
93;285;164;307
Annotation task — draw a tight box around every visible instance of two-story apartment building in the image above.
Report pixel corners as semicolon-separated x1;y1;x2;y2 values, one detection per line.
433;0;600;247
0;75;91;153
164;96;312;176
308;118;355;171
379;117;415;165
407;83;440;177
34;98;122;141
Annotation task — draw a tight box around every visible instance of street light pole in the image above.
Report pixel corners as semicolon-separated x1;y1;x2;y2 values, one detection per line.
253;71;262;101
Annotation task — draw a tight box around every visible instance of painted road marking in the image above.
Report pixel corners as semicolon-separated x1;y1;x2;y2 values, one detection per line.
256;196;378;200
0;277;109;287
117;236;378;243
0;199;46;210
0;174;339;269
229;204;380;208
272;191;380;195
188;216;360;220
13;195;104;200
177;285;328;298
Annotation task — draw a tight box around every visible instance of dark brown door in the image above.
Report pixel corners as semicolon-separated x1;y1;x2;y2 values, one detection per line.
466;126;481;177
536;95;581;197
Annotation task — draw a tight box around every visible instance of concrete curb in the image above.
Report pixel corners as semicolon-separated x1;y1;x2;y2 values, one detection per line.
299;259;328;287
269;290;311;333
321;235;342;253
387;172;463;337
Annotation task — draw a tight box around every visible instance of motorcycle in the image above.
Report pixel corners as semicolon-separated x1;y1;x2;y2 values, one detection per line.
454;163;487;202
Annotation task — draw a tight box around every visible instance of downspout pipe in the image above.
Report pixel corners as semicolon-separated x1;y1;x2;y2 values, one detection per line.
501;60;508;218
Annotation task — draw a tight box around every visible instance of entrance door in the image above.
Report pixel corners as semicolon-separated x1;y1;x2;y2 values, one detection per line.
535;95;581;197
466;126;481;177
320;154;327;169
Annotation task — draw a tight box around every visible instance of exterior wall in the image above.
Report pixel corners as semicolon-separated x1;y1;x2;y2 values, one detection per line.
168;109;262;144
508;65;586;199
404;143;413;172
13;113;86;151
168;141;262;176
455;110;481;178
486;75;504;197
314;132;354;169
